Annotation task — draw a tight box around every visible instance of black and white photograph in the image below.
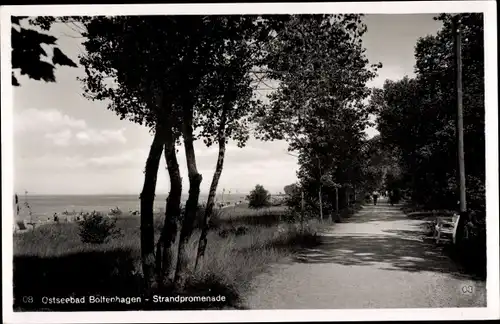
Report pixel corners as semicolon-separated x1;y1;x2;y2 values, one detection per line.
1;1;498;322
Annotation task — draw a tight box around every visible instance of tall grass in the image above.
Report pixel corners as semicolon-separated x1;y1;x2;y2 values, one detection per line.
13;211;321;311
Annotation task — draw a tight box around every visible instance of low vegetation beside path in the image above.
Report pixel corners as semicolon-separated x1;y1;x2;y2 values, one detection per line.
13;205;323;311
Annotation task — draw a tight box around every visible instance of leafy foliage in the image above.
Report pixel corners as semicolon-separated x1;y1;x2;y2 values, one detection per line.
283;184;299;196
247;185;271;209
374;13;485;213
80;15;276;134
11;16;77;86
253;15;381;217
78;211;122;244
192;16;273;148
109;206;123;216
79;15;290;290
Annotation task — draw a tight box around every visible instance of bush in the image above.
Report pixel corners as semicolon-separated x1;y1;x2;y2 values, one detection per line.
282;208;300;223
266;222;322;249
218;226;250;238
247;184;271;209
191;204;223;230
109;206;123;216
78;211;122;244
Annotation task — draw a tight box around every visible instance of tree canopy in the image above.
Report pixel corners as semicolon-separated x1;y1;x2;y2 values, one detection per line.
78;14;289;291
11;16;77;86
374;13;485;212
253;14;381;218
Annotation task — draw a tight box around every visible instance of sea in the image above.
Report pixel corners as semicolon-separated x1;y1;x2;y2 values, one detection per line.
14;194;248;221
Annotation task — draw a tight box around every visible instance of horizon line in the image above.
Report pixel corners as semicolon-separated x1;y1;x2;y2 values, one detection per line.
11;192;288;196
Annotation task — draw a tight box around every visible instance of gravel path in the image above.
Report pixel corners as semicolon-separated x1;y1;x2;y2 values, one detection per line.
244;199;486;309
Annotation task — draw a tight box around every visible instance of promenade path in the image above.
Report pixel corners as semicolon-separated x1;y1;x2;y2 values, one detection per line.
244;199;486;309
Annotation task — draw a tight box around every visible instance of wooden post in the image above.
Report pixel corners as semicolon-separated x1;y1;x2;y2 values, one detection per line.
345;187;349;207
453;16;467;214
453;15;469;245
335;187;339;215
15;193;19;216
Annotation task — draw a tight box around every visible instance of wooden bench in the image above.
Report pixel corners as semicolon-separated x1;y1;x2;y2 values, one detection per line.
433;213;460;245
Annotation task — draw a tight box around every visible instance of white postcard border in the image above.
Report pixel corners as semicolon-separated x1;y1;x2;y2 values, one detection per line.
2;1;498;323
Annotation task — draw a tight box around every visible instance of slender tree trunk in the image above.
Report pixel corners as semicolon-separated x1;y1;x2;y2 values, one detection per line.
155;128;182;286
335;187;339;214
318;186;323;221
194;106;228;272
345;187;349;207
140;127;165;296
318;158;323;221
174;105;202;290
145;89;183;288
301;191;305;229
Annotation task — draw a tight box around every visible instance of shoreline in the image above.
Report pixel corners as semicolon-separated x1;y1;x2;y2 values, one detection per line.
13;200;249;234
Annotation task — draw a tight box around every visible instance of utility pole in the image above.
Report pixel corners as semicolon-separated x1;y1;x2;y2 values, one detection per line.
453;16;467;214
453;15;469;246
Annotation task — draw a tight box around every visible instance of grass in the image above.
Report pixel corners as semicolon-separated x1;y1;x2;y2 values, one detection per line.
219;203;288;218
21;204;288;230
215;204;288;226
13;206;322;311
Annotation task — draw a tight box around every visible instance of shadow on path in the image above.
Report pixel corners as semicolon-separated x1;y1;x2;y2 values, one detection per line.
345;212;410;223
344;203;419;223
292;202;483;281
244;201;486;309
293;234;478;280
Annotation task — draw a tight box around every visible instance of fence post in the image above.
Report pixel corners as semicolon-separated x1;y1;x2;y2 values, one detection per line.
335;187;339;216
345;187;349;207
301;191;305;232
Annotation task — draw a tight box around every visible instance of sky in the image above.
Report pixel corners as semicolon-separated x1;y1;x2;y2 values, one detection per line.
12;14;443;195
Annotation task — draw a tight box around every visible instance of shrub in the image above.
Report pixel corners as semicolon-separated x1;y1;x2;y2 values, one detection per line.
191;204;223;230
78;211;122;244
283;183;299;196
247;184;271;209
265;222;322;249
109;206;123;216
282;208;301;223
218;226;250;238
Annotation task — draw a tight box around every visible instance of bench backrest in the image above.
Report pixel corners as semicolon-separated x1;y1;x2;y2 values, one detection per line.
452;213;460;244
